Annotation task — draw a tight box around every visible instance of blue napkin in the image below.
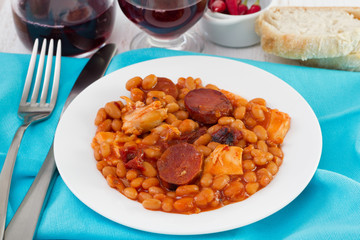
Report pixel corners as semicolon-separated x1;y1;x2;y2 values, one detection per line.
1;48;360;240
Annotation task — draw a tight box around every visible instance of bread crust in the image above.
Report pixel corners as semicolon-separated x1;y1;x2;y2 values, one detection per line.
300;53;360;71
255;7;360;60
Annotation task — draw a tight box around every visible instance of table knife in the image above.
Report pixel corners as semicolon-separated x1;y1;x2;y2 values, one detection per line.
4;43;117;240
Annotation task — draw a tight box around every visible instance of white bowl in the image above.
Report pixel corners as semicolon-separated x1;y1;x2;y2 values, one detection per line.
201;0;274;48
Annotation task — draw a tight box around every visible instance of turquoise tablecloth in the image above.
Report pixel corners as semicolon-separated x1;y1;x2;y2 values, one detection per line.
0;48;360;239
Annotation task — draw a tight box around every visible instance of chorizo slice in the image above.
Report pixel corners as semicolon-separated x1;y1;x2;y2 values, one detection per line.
184;88;233;124
141;77;178;99
157;142;203;185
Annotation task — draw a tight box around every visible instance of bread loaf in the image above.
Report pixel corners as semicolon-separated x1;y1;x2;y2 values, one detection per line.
255;7;360;62
300;52;360;71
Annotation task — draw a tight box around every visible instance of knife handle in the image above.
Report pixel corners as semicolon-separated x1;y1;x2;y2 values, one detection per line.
4;145;57;240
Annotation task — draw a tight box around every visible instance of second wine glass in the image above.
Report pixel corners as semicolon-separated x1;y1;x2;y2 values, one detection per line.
118;0;208;52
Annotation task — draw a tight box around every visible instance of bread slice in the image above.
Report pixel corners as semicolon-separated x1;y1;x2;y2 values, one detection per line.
255;7;360;60
300;52;360;71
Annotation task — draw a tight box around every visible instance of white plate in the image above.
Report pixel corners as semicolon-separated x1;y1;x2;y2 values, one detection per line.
54;56;322;235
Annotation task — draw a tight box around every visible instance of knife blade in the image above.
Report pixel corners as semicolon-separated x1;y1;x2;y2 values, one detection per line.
4;43;117;240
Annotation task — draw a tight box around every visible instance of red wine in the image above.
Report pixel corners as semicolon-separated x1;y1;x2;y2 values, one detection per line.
118;0;207;40
12;0;116;56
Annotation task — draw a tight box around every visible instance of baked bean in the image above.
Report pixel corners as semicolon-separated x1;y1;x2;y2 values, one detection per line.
185;77;196;90
207;124;222;135
166;191;176;198
130;177;144;188
177;99;185;109
250;98;266;106
194;78;202;87
205;84;219;90
194;188;214;207
100;142;111;158
251;105;265;121
164;94;176;104
177;77;186;88
115;181;125;193
243;171;257;183
97;119;112;133
274;156;283;167
93;145;101;161
242;160;255;171
230;119;245;130
257;140;268;152
138;192;152;202
207;141;220;151
116;161;126;178
142;161;157;177
176;185;199;196
196;145;212;156
95;108;107;126
233;106;246;120
123;187;138;200
178;119;198;134
245;117;257;128
126;76;142;91
166;102;180;113
96;160;108;171
200;173;213;187
105;102;122;119
174;197;194;212
268;146;283;158
245;182;259;195
174;110;189;120
142;199;162;210
107;175;120;188
171;120;182;128
162;197;174;212
130;88;145;102
253;125;268;140
165;113;178;124
212;174;230;190
153;193;166;201
102;166;116;178
236;139;247;148
178;88;190;99
142;177;159;189
142;74;157;89
218;116;235;125
242;129;258;143
144;148;162;159
267;161;279;175
147;90;165;99
111;119;122;132
253;156;268;166
149;186;165;195
194;133;212;146
257;168;273;187
224;181;244;200
142;133;159;145
126;169;139;181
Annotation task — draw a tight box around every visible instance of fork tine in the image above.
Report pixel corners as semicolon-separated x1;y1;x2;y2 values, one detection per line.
20;39;39;105
30;39;47;104
39;39;54;105
49;40;62;109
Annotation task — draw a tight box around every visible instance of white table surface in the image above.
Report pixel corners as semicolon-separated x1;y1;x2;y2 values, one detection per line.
0;0;358;65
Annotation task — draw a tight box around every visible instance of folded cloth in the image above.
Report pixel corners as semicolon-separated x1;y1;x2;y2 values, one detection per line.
1;48;360;240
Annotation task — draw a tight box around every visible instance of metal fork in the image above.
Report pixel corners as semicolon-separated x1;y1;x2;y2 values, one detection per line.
0;38;61;239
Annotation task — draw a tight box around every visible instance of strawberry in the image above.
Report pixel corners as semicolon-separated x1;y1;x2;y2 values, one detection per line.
247;0;261;14
210;0;226;13
225;0;239;15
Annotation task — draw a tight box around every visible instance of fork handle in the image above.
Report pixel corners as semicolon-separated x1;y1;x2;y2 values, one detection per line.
0;123;30;240
4;145;57;240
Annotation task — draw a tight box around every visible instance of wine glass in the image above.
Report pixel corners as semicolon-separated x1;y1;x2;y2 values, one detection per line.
11;0;116;56
118;0;208;52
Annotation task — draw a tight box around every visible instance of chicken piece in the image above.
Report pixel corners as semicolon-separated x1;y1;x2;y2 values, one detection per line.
94;132;116;144
267;109;291;144
152;124;181;141
121;100;168;135
204;144;243;176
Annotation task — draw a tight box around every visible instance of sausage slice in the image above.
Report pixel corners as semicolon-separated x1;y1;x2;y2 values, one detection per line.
184;88;233;124
157;142;203;185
